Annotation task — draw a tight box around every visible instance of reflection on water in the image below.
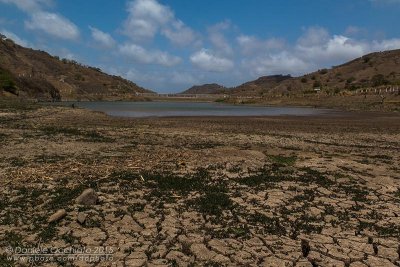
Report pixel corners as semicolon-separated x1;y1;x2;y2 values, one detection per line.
51;101;333;118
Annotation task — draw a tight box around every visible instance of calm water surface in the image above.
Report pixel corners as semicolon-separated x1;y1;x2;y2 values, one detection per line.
54;101;333;118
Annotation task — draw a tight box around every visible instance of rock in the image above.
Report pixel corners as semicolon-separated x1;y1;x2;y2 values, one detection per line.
165;251;190;267
75;189;98;205
77;212;87;224
125;251;148;267
262;256;293;267
48;209;67;223
190;243;217;261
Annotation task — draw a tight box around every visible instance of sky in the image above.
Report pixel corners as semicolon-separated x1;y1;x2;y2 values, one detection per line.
1;0;400;93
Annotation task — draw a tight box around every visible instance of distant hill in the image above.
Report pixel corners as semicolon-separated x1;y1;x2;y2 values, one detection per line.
0;36;152;101
180;83;227;94
230;75;292;96
230;50;400;96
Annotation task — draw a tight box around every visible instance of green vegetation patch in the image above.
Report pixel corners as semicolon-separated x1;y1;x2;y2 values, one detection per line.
338;184;370;203
0;99;39;111
297;167;335;187
268;155;297;166
38;223;57;242
237;165;293;187
9;157;27;167
1;231;23;247
189;190;233;216
0;68;17;95
39;126;114;142
248;212;286;236
109;170;139;181
0;133;7;142
0;254;14;267
47;185;85;210
210;225;251;239
144;168;211;193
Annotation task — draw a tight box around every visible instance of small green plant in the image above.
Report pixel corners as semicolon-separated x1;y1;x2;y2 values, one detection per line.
47;185;85;209
2;231;23;247
0;254;14;267
248;212;286;235
269;155;296;166
189;191;233;216
9;157;27;167
38;223;57;242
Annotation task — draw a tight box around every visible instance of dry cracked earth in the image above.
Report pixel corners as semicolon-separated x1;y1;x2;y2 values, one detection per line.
0;101;400;267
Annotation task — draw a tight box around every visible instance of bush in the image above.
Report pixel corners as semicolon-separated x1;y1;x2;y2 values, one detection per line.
0;69;17;95
371;74;388;87
300;77;308;83
313;81;321;88
319;68;328;75
346;77;356;84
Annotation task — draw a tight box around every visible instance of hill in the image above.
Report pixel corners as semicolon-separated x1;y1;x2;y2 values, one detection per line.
0;36;152;101
231;50;400;96
180;83;227;94
230;75;292;96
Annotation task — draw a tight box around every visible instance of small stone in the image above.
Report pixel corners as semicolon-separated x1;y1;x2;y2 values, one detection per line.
48;209;67;223
75;189;98;205
77;212;87;224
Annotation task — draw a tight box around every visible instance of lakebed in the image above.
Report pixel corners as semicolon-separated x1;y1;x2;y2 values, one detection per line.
0;101;399;266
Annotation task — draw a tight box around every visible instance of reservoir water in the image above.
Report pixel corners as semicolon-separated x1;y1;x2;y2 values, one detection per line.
54;101;333;118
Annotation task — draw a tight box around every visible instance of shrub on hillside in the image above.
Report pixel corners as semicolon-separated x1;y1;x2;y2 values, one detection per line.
0;69;17;95
371;74;388;87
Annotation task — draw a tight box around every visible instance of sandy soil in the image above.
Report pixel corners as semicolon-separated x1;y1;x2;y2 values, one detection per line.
0;103;399;266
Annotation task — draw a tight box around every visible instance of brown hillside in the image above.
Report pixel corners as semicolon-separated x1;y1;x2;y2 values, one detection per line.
0;37;152;101
180;83;227;94
231;50;400;96
230;75;292;96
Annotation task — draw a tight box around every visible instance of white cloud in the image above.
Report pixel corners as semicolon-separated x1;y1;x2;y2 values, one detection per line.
297;26;330;47
208;21;233;55
170;71;199;85
119;43;181;67
123;0;171;40
372;38;400;50
190;49;234;72
123;0;198;46
0;29;30;47
162;20;196;46
239;25;400;77
25;11;79;40
89;26;115;48
0;0;52;12
237;35;286;55
0;0;79;41
243;51;309;77
296;34;368;65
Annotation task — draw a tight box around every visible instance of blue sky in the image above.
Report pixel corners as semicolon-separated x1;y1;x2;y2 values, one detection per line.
1;0;400;93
